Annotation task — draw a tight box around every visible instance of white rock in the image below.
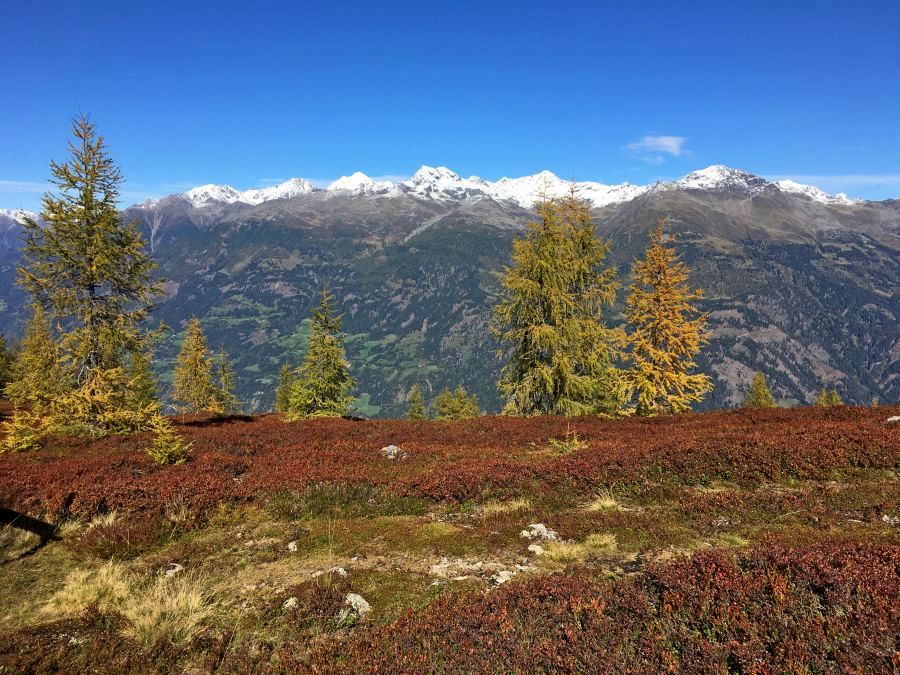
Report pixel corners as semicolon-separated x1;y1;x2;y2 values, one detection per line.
491;570;514;585
338;592;371;623
519;524;559;541
282;596;299;610
886;416;900;424
882;514;899;526
380;444;406;460
287;540;298;552
527;543;545;556
313;566;348;578
162;563;184;578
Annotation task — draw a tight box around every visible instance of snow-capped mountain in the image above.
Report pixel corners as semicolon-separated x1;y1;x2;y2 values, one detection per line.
671;165;771;195
0;208;38;233
0;208;38;224
129;165;863;212
328;172;400;196
180;178;316;209
774;179;857;205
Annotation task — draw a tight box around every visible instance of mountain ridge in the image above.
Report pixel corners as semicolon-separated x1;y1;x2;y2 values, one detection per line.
0;166;896;415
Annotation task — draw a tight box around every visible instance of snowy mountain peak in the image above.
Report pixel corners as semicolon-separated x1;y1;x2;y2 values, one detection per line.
328;172;399;196
242;178;314;205
775;180;858;205
182;179;314;208
183;184;245;208
403;166;490;201
674;165;766;192
0;208;38;223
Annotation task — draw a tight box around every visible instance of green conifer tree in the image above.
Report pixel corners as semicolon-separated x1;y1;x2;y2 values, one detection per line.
827;388;842;406
15;115;160;433
124;350;159;413
274;363;295;413
4;305;67;412
623;220;712;416
287;288;355;419
814;387;829;406
213;347;240;414
172;318;218;413
492;191;623;417
406;384;427;420
433;386;480;420
741;372;776;408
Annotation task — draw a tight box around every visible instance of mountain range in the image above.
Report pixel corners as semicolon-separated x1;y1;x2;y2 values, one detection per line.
1;165;897;415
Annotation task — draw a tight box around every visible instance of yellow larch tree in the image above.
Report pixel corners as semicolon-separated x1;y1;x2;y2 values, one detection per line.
624;219;712;415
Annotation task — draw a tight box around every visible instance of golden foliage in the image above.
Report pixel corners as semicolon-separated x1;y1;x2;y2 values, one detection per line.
624;220;712;415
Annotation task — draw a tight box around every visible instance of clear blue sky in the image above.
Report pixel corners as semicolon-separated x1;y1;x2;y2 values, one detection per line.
2;0;899;210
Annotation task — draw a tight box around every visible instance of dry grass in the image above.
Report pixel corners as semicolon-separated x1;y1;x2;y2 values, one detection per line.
482;498;533;518
88;511;120;528
542;533;618;563
585;489;619;512
43;561;211;647
43;561;132;616
120;573;212;646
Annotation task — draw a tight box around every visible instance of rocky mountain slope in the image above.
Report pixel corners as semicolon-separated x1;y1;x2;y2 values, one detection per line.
0;167;897;415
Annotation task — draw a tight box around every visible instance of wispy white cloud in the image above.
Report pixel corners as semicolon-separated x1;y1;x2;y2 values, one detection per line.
625;135;688;164
0;179;49;193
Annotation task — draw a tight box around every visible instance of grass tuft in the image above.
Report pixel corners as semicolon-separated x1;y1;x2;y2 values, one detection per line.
120;573;212;646
44;561;132;617
543;533;618;563
482;498;533;518
586;489;619;511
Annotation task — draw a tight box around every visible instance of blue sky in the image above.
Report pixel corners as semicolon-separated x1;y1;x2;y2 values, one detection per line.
2;0;899;210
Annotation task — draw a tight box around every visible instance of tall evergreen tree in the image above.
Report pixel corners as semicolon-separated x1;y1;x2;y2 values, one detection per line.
213;347;240;414
0;335;13;395
274;363;295;413
286;288;355;419
17;115;160;386
742;372;775;408
171;318;218;413
4;305;67;411
492;191;623;417
406;384;427;420
624;220;712;416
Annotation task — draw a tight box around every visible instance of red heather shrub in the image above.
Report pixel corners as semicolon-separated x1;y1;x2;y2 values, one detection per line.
0;406;897;519
300;540;899;673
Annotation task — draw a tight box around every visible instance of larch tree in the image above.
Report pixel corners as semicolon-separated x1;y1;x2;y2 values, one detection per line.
433;386;480;420
274;363;295;413
742;371;775;408
815;387;842;406
213;347;240;414
406;384;427;420
624;220;712;416
287;287;355;419
172;318;219;413
492;190;623;417
124;350;159;413
15;115;160;433
4;305;66;412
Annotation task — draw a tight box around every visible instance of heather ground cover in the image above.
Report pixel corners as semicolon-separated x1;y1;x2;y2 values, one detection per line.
0;406;897;672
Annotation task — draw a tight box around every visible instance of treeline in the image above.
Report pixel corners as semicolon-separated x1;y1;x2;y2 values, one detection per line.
0;118;856;460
